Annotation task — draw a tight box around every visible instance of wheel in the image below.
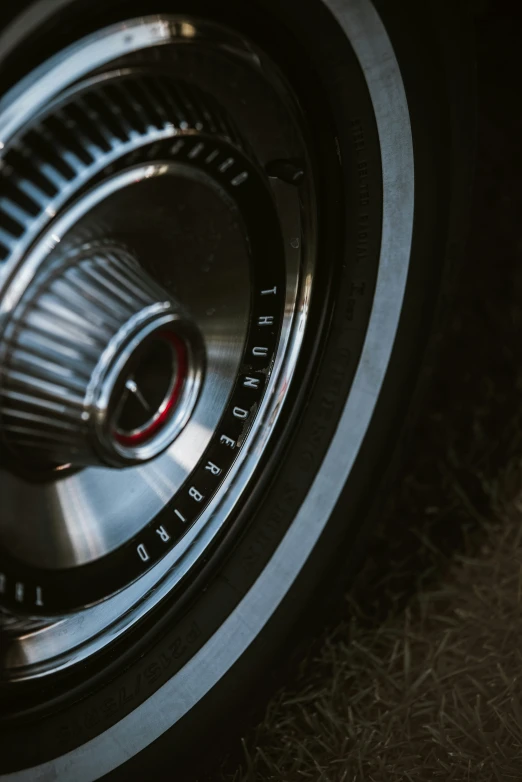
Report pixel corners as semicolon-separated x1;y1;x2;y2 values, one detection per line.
0;1;474;779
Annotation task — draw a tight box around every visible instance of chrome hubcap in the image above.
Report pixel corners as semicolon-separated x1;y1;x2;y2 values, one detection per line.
0;15;316;682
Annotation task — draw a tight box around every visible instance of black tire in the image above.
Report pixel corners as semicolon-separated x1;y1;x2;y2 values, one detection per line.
0;1;474;779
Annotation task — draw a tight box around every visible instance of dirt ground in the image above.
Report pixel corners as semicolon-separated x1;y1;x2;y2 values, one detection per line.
211;4;522;781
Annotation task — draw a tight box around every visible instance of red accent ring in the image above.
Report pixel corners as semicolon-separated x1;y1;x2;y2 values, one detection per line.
113;331;187;448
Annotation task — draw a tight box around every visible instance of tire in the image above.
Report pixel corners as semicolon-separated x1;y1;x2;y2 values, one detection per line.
0;1;474;779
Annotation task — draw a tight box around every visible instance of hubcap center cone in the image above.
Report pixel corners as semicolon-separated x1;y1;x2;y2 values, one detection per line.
0;243;203;469
113;330;187;447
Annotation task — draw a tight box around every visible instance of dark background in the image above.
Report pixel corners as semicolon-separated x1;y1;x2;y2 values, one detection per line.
208;2;522;779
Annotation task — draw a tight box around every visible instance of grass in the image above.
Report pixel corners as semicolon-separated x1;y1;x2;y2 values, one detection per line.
219;510;522;781
207;6;522;781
